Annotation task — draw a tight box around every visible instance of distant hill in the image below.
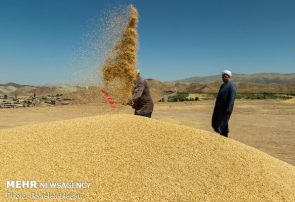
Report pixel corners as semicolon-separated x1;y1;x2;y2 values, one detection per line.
177;73;295;84
0;83;84;97
146;76;295;99
0;82;30;88
2;73;295;102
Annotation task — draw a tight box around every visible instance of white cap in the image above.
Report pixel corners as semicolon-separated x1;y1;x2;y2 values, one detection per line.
137;69;140;74
222;70;232;77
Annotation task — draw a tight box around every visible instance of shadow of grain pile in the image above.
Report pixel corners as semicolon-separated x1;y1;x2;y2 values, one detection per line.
0;114;294;201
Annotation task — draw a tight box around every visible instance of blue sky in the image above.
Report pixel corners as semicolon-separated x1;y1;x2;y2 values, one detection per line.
0;0;295;85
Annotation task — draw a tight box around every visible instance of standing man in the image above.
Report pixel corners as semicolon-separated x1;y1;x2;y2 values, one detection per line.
128;70;154;118
212;70;236;137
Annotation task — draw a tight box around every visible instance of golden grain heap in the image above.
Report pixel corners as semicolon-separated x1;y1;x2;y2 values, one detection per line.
101;5;138;103
0;114;294;201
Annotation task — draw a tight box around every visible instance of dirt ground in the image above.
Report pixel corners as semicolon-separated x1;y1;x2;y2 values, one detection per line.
0;100;294;166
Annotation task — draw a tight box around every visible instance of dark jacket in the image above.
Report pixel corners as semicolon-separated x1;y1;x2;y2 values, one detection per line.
132;76;154;114
212;81;236;134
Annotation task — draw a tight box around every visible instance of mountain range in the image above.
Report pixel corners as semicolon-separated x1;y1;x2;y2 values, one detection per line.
1;73;295;102
176;73;295;84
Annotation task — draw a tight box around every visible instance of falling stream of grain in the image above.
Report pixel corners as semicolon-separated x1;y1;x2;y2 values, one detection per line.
101;5;139;104
67;5;137;108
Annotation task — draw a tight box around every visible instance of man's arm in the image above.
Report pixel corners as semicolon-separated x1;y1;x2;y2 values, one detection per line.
227;84;236;113
132;80;144;102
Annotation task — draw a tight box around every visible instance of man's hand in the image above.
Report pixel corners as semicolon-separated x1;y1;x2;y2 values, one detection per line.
127;99;134;106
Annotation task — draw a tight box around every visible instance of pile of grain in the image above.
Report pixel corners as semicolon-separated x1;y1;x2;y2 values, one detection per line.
101;5;138;104
0;114;294;201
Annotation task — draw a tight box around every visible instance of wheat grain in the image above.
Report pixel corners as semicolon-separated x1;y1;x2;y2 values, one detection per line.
101;5;138;104
0;114;294;201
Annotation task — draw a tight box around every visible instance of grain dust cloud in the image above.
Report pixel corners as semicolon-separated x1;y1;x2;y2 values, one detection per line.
70;5;137;106
101;5;139;104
